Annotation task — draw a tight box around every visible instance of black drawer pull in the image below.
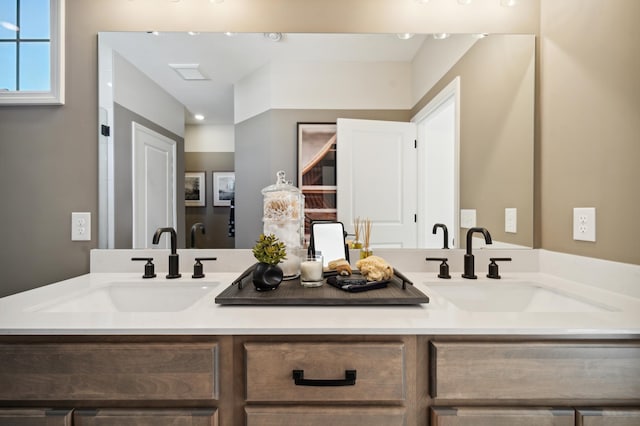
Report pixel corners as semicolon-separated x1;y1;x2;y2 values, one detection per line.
292;369;357;386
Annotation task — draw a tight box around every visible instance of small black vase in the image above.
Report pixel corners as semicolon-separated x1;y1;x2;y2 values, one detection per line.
252;262;283;291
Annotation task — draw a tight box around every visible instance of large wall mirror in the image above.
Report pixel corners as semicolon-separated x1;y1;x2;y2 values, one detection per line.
98;32;534;250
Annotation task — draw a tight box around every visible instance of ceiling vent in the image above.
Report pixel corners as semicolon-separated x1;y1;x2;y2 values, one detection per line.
169;63;209;80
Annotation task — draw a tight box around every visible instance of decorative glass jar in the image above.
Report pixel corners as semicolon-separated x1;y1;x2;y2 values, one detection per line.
261;171;305;279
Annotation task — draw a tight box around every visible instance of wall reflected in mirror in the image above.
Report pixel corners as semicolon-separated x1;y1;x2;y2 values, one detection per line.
98;32;534;250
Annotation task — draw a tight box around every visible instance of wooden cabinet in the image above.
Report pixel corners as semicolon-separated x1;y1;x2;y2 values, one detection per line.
577;408;640;426
74;409;217;426
431;407;574;426
0;408;72;426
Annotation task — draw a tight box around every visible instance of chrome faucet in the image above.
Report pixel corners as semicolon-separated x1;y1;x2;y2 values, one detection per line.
152;227;181;279
462;227;492;279
190;222;205;248
432;223;449;249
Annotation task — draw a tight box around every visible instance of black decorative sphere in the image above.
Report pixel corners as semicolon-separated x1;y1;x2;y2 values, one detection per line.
252;262;283;291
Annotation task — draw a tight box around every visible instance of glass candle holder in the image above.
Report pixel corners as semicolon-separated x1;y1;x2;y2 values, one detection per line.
300;255;324;287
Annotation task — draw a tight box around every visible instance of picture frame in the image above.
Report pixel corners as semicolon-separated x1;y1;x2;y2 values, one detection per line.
185;171;206;207
296;122;338;236
213;172;235;207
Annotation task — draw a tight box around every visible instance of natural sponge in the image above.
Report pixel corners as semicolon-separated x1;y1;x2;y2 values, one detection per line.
356;255;394;281
327;258;352;276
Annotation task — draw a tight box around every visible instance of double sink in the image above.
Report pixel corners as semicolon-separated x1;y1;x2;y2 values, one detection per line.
26;277;616;314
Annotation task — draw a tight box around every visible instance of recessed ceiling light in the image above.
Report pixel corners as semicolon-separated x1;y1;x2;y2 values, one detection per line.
194;114;205;121
500;0;518;6
147;31;160;36
433;33;450;40
224;32;237;37
472;33;489;39
169;64;209;80
187;31;200;36
396;33;415;40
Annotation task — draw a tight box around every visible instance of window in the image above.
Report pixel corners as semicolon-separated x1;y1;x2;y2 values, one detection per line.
0;0;64;104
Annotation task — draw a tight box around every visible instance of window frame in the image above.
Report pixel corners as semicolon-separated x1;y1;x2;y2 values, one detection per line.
0;0;65;105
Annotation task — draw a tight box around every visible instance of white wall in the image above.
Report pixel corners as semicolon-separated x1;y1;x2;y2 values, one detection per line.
185;124;235;152
112;52;185;137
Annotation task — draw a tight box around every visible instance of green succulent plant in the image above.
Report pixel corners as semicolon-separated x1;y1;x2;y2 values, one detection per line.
252;233;287;265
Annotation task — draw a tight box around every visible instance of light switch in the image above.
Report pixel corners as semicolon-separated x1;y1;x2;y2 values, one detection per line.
505;208;517;233
460;209;476;229
71;212;91;241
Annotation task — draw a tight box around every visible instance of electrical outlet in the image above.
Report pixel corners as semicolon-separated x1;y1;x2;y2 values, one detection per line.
505;208;517;233
573;207;596;242
71;212;91;241
460;209;476;229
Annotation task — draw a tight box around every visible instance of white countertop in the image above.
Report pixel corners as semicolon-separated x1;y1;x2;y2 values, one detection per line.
1;266;639;336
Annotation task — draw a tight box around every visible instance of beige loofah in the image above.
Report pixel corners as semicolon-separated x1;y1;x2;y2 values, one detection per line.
327;258;352;276
356;255;394;281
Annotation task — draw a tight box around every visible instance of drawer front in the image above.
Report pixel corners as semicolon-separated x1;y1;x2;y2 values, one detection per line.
245;342;405;402
0;343;218;401
577;408;640;426
0;409;72;426
430;341;640;400
74;409;217;426
245;406;406;426
431;407;574;426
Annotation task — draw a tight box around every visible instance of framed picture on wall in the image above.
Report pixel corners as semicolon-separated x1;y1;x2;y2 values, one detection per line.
185;171;206;207
213;172;235;207
297;122;338;237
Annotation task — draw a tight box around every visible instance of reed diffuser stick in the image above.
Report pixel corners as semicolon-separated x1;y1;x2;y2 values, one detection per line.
354;217;361;243
363;218;372;249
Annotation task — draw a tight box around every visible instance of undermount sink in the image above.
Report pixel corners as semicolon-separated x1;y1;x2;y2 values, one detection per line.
29;281;219;313
425;280;617;313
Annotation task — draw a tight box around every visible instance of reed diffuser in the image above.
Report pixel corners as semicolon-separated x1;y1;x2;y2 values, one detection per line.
360;218;373;259
352;217;363;249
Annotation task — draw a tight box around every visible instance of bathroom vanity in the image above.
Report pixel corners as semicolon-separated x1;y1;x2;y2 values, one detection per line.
0;249;638;426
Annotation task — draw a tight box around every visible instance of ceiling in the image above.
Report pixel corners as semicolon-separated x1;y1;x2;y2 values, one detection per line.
100;32;432;125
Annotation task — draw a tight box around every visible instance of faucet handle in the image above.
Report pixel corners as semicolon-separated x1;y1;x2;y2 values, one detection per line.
487;257;512;279
426;257;451;279
192;257;217;279
131;257;156;279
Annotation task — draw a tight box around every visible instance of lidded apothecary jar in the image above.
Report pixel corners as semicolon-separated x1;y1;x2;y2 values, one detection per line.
261;171;305;279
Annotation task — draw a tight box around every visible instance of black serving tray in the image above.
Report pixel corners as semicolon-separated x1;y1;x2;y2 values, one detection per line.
214;265;429;306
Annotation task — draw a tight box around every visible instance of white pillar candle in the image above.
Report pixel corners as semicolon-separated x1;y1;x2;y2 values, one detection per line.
300;256;323;286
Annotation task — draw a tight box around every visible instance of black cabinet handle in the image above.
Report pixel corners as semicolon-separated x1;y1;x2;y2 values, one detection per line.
292;369;357;387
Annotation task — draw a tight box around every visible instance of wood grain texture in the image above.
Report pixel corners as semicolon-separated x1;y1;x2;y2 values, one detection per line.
215;273;428;305
74;409;217;426
431;407;574;426
0;409;72;426
0;343;218;401
430;341;640;400
577;408;640;426
245;342;405;402
245;406;406;426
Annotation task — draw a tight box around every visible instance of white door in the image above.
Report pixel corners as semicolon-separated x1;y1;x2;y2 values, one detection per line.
132;122;177;249
413;77;460;248
337;118;417;248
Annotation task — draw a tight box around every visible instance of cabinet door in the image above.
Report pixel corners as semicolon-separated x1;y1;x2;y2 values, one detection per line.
0;409;72;426
577;408;640;426
74;409;217;426
0;343;218;401
245;406;405;426
431;407;574;426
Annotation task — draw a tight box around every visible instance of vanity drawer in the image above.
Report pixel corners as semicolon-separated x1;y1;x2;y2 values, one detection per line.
429;341;640;400
0;343;218;401
245;406;406;426
245;342;405;402
431;407;574;426
74;409;217;426
0;408;72;425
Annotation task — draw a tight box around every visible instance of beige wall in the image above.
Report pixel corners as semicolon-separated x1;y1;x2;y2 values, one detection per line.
539;0;640;264
1;0;638;297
